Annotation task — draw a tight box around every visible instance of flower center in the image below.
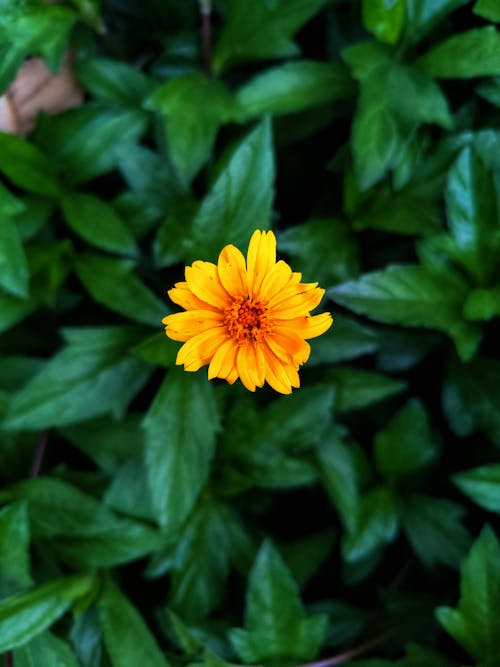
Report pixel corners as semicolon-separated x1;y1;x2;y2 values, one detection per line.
224;296;271;344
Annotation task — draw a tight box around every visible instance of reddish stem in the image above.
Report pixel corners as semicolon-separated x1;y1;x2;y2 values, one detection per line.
298;630;394;667
4;653;12;667
200;0;213;76
30;429;49;478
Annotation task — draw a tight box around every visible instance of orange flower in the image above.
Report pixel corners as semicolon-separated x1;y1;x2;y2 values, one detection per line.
162;230;332;394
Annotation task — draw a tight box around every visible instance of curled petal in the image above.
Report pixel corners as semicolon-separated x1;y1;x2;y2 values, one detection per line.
217;244;247;297
185;261;230;310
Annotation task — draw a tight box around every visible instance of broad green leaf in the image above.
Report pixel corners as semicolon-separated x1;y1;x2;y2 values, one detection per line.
236;60;354;119
143;369;220;532
401;495;470;568
4;326;152;430
445;147;499;283
0;6;77;91
437;527;500;663
61;414;143;472
75;253;165;326
13;632;80;667
278;218;358;285
229;541;327;663
214;0;326;73
0;216;29;298
474;0;500;21
454;464;500;513
343;487;399;562
34;103;148;185
315;428;360;532
418;27;500;78
464;285;500;321
374;400;437;483
327;368;406;411
282;530;335;588
0;574;94;652
99;577;170;667
7;477;162;568
167;497;252;620
0;133;60;197
362;0;405;45
443;355;500;446
404;0;469;40
0;292;37;336
188;119;274;261
342;40;392;81
0;502;32;597
131;332;179;368
69;608;102;667
146;73;236;186
104;457;155;522
76;57;154;106
61;193;138;257
0;181;24;216
308;314;378;366
329;264;469;339
14;196;53;242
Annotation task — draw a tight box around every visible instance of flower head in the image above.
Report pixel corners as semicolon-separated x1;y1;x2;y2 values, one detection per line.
163;230;332;394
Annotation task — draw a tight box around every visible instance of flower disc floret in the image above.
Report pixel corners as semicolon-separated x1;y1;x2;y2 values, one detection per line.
162;230;333;394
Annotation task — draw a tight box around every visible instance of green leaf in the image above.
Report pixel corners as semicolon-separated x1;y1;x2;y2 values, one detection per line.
418;27;500;78
214;0;326;73
362;0;405;45
99;577;170;667
0;216;29;298
330;264;469;342
75;253;165;326
143;369;220;532
343;487;399;562
0;502;32;597
4;326;152;430
7;477;162;568
474;0;500;21
0;574;94;652
401;495;471;568
374;400;437;483
445;146;499;283
404;0;468;40
76;57;154;106
464;285;500;321
167;497;252;620
315;428;360;532
61;193;138;257
282;530;335;588
436;526;500;662
104;457;155;522
308;314;378;366
131;332;179;368
236;60;354;120
327;368;406;411
229;541;327;663
278;218;358;285
34;103;148;186
188;119;274;261
454;464;500;513
13;632;81;667
146;73;236;186
443;355;500;446
0;133;61;197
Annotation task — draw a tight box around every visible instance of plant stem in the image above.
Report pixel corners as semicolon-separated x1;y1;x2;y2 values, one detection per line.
30;429;49;478
199;0;213;76
298;630;394;667
4;652;12;667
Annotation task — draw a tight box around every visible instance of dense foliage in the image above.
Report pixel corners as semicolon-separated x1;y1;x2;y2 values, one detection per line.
1;0;500;665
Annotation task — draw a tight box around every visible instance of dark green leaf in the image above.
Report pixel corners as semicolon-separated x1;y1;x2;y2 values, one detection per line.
0;132;61;197
4;326;152;430
61;193;138;257
0;574;95;652
464;285;500;321
418;27;500;78
436;526;500;662
214;0;326;73
327;367;406;411
13;632;81;667
0;502;32;597
104;457;155;521
374;400;437;483
229;541;327;662
404;0;468;40
146;73;236;186
236;60;354;119
474;0;500;21
343;487;399;562
188;119;274;261
454;464;500;513
7;477;162;568
131;332;179;368
362;0;405;45
99;577;170;667
308;314;378;366
0;216;29;298
143;369;220;532
76;57;154;106
401;495;471;568
282;530;335;588
75;253;165;326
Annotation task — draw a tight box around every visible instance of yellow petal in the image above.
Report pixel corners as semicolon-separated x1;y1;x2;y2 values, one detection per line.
277;313;333;339
208;337;238;380
246;230;276;297
270;286;325;319
176;327;225;369
168;282;218;312
236;345;257;392
217;244;247;298
185;261;230;310
269;326;311;365
262;343;293;394
163;310;223;342
259;260;292;300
